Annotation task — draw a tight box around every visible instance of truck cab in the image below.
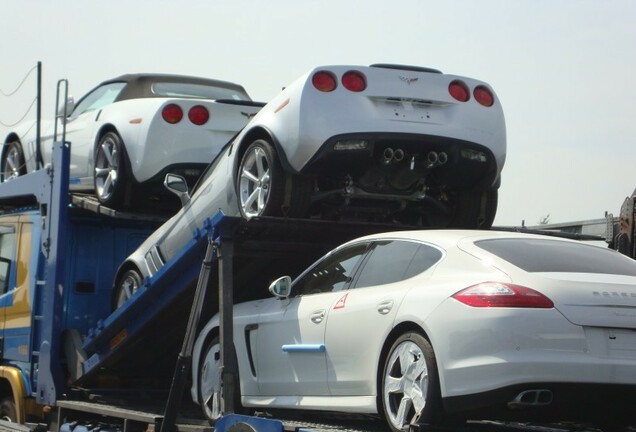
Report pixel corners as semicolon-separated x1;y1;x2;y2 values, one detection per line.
0;206;158;423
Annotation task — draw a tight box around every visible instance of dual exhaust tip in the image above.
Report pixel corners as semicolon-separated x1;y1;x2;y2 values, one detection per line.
508;389;553;409
382;148;448;166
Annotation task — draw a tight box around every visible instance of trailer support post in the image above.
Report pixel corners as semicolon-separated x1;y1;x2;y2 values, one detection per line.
219;238;237;415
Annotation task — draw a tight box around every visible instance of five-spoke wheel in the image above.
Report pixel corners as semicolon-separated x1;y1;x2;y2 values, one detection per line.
198;336;243;423
237;140;285;218
382;332;441;432
113;268;142;309
95;132;127;208
199;337;224;422
1;141;26;182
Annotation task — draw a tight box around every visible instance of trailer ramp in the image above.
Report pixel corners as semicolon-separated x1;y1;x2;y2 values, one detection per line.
72;214;415;387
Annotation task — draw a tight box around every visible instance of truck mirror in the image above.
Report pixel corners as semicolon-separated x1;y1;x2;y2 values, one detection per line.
164;173;190;207
268;276;291;298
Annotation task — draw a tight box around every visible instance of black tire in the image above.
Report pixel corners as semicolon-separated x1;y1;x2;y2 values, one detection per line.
1;141;26;182
198;336;243;424
94;132;128;208
236;139;310;218
0;396;17;422
450;188;498;229
113;268;142;310
380;332;442;432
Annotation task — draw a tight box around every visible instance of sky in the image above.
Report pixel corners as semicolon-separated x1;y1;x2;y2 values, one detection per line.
1;0;634;227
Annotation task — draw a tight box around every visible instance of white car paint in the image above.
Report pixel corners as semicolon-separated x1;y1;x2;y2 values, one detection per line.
119;64;507;291
2;74;260;193
190;230;636;427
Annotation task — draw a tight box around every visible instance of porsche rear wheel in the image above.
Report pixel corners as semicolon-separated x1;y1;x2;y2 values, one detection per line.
381;332;442;432
113;268;142;309
1;141;26;182
95;132;128;208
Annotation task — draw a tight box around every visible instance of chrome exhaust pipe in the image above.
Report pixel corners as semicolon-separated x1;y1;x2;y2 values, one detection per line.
393;148;405;162
382;148;394;164
425;151;438;167
437;151;448;165
507;389;553;408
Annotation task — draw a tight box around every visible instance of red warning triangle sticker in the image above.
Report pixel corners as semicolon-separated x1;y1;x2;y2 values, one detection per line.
334;293;349;310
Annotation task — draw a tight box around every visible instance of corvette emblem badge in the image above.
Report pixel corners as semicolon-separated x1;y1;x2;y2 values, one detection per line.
399;76;418;85
241;111;257;119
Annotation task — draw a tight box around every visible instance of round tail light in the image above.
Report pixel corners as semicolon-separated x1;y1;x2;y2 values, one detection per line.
342;71;366;92
474;85;495;107
312;71;337;92
448;80;470;102
188;105;210;125
162;104;183;124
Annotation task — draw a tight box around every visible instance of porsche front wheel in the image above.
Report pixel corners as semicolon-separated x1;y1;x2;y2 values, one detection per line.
199;336;244;423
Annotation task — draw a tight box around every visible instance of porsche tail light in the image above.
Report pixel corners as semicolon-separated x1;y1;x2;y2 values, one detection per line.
188;105;210;125
448;80;470;102
162;104;183;124
452;282;554;308
474;85;494;107
342;71;366;92
312;71;337;92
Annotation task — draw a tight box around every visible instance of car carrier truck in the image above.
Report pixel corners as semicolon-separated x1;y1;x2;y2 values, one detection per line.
0;140;417;432
0;84;618;431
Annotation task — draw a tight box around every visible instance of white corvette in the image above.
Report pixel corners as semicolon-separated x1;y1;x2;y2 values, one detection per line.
226;63;506;228
112;64;506;307
191;230;636;431
1;73;262;208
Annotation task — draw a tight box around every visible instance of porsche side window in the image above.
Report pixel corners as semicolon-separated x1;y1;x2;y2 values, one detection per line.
0;225;16;294
71;82;126;118
403;244;443;279
293;243;369;296
354;241;440;288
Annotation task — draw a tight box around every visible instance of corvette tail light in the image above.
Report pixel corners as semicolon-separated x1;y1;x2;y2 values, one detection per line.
342;71;366;92
452;282;554;308
162;104;183;124
448;80;470;102
474;85;495;107
312;71;337;92
188;105;210;125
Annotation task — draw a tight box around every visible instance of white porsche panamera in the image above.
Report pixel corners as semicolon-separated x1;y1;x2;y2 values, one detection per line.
1;73;262;209
190;230;636;431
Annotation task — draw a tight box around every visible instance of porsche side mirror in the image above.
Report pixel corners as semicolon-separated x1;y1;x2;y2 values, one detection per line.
164;173;190;207
269;276;291;298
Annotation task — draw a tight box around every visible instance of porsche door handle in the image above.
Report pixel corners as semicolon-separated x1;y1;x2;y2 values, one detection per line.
310;310;326;324
377;300;394;315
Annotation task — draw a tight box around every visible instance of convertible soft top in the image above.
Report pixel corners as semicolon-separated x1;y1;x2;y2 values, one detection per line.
96;73;252;102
